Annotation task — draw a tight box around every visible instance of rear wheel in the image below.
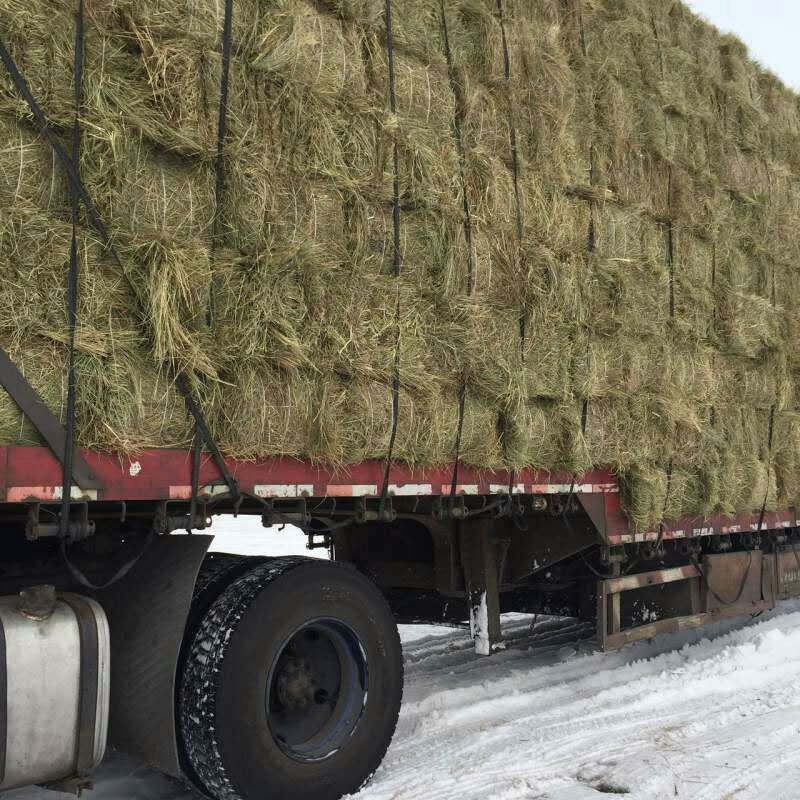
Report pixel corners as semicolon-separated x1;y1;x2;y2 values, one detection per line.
178;558;403;800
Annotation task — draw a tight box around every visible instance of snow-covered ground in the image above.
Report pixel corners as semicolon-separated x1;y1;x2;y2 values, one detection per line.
12;520;800;800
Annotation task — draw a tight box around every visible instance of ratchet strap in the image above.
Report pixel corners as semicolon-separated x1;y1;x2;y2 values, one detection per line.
58;592;100;775
208;0;234;326
60;0;85;536
440;0;476;499
380;0;403;508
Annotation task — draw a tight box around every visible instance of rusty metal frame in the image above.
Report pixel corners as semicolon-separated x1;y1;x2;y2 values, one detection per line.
597;558;773;651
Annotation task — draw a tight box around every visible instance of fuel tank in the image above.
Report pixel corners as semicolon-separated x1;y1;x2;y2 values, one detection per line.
0;587;110;790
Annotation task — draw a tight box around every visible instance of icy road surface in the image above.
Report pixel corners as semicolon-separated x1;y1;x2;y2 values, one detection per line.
13;518;800;800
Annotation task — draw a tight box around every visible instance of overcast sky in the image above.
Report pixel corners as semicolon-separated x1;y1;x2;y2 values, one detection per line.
684;1;800;89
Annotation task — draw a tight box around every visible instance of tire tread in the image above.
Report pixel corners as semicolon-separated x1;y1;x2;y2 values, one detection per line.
180;557;312;800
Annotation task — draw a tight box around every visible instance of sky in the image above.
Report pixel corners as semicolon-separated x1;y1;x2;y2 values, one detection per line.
684;1;800;89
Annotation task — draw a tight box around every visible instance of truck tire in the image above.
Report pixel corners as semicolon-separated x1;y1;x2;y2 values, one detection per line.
178;557;403;800
184;553;267;634
177;553;268;790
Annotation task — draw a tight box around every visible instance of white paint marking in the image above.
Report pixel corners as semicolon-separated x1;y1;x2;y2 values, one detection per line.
7;486;98;502
254;484;314;499
388;483;432;496
489;483;525;495
470;591;491;657
326;484;378;498
169;485;231;500
440;484;479;496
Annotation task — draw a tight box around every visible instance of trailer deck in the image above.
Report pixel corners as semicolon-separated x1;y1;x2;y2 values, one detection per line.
0;444;795;548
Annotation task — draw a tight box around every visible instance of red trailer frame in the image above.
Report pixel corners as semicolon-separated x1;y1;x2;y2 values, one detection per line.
1;444;794;545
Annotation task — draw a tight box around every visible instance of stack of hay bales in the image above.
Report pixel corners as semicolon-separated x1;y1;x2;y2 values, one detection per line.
0;0;798;530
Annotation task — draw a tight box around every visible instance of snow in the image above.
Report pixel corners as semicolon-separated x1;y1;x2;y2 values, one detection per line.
11;521;800;800
364;607;800;800
207;514;325;558
468;590;491;656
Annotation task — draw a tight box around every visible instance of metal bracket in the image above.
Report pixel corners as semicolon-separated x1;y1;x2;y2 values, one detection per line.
25;502;95;542
154;500;209;534
305;520;333;550
40;775;93;796
600;545;626;565
433;494;522;522
261;498;311;529
355;496;396;524
0;347;101;489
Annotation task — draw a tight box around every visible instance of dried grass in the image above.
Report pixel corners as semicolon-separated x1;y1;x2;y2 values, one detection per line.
0;0;797;528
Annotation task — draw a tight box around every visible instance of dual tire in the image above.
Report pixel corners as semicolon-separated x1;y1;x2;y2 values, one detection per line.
178;557;403;800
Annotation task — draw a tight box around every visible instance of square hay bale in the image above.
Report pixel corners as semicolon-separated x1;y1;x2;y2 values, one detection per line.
82;133;216;239
0;117;69;212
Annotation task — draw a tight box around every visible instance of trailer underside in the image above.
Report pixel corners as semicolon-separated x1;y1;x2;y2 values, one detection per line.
1;442;799;786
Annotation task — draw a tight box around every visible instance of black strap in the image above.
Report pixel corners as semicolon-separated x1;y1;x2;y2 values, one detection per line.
577;1;589;57
59;592;99;775
386;0;401;281
496;0;525;358
381;0;402;506
495;0;527;486
176;372;239;502
382;298;401;505
562;397;590;515
587;202;596;252
440;0;474;499
60;528;156;591
189;428;202;532
450;383;466;497
0;38;115;250
666;218;675;319
440;0;475;297
60;0;85;537
0;33;238;503
709;242;718;426
496;0;522;244
657;459;674;540
186;0;238;519
691;550;753;608
0;621;6;784
208;0;234;327
755;404;776;534
0;346;99;487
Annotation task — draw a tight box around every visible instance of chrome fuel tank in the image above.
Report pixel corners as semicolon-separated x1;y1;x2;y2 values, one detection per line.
0;588;110;790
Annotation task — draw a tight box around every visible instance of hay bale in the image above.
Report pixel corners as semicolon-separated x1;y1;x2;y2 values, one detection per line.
0;0;797;532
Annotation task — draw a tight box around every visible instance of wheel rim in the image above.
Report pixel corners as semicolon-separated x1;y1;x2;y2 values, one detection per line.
266;618;369;762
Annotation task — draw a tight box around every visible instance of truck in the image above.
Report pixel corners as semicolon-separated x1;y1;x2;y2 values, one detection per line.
0;0;799;798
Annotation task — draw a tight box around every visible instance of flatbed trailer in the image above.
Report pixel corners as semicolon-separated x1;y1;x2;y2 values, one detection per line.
1;439;799;799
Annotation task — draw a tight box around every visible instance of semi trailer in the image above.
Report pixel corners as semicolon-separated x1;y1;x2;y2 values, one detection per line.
0;437;798;800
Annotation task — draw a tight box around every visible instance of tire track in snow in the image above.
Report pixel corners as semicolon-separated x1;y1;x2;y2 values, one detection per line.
357;602;800;800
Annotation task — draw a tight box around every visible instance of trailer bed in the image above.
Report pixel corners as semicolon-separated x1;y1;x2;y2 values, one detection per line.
0;444;795;545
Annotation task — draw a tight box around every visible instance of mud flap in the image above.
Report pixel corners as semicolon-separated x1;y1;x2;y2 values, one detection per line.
94;534;212;776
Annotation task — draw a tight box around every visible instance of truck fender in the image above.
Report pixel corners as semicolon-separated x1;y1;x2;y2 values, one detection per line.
94;534;212;777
